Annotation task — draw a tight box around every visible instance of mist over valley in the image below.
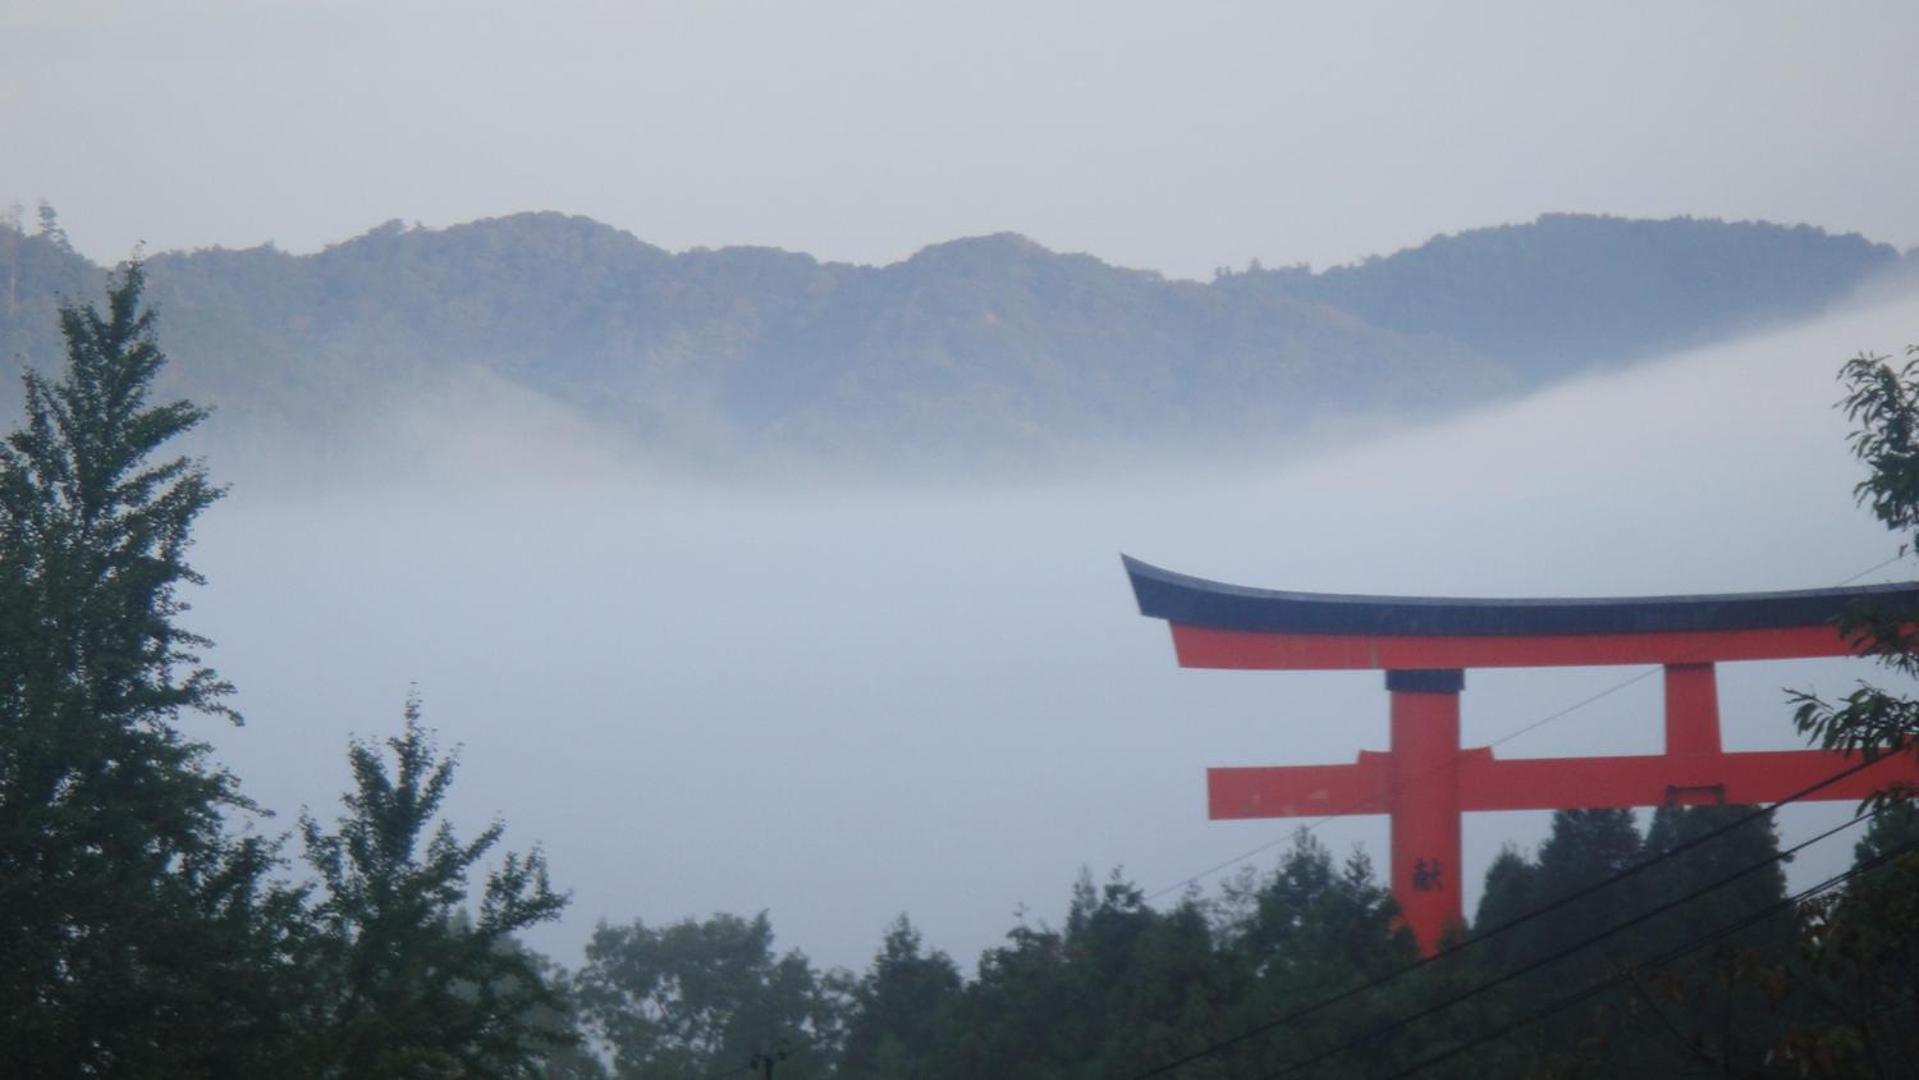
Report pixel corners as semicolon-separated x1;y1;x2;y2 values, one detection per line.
151;253;1919;975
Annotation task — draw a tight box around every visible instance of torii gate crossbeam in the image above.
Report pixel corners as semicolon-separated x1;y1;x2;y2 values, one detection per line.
1124;556;1919;954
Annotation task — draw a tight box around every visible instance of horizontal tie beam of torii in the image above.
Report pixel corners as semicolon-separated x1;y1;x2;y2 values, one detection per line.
1122;556;1919;955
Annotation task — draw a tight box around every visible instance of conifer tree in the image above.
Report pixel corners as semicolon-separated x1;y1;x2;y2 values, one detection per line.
0;262;303;1073
299;698;572;1077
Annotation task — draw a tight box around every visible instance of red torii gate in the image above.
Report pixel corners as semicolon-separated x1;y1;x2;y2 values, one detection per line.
1124;556;1919;954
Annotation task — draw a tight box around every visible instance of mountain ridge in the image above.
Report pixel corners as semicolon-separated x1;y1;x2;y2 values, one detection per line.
0;210;1901;475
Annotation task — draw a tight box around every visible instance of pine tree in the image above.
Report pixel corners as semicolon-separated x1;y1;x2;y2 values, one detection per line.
0;261;303;1073
1230;839;1416;1078
299;697;572;1077
1485;809;1646;1071
1625;804;1792;1074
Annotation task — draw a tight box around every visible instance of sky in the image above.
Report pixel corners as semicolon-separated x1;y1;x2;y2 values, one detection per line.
184;287;1919;972
4;1;1918;279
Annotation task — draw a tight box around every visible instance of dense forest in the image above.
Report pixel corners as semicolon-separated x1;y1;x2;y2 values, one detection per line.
3;259;1918;1077
0;208;1901;472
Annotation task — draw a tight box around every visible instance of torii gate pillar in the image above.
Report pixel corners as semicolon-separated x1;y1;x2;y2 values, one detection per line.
1666;662;1720;756
1387;669;1464;951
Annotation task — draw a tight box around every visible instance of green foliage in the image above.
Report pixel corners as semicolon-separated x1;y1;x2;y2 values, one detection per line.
1791;347;1919;770
1617;805;1791;1075
2;260;235;727
929;870;1219;1080
35;201;72;252
1472;845;1537;941
1773;849;1919;1077
898;842;1424;1080
0;252;587;1076
0;261;305;1073
1762;344;1919;1076
1222;839;1421;1078
571;811;1874;1079
0;213;99;401
1838;346;1919;540
298;697;572;1077
837;916;961;1080
1442;807;1801;1078
1296;214;1897;383
1232;834;1411;980
576;910;841;1080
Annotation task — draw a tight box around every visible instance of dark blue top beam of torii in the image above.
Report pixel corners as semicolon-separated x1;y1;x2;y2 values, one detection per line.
1124;555;1919;640
1121;555;1919;670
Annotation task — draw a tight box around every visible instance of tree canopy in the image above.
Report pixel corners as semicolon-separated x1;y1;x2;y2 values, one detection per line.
0;261;297;1074
299;697;572;1077
0;265;582;1077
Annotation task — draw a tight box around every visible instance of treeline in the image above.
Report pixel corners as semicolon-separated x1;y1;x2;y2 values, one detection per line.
562;805;1919;1079
0;207;1899;471
7;267;1919;1078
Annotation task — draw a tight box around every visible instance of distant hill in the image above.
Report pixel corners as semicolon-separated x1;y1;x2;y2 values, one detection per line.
1285;213;1899;379
0;212;1901;473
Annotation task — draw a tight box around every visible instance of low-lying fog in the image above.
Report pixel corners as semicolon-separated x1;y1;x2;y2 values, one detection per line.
183;287;1919;974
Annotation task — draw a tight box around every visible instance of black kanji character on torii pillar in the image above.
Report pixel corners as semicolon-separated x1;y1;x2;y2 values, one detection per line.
1122;556;1919;955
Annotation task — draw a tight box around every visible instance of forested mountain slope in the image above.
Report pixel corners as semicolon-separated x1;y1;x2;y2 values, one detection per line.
0;211;1900;471
1289;213;1898;378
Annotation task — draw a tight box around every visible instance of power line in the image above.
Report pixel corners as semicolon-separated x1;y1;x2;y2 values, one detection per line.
1836;551;1908;586
1382;838;1919;1078
1130;751;1891;1078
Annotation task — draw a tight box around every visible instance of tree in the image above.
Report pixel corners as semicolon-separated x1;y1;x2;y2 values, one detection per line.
0;261;307;1073
2;202;21;319
1618;804;1794;1075
1232;833;1411;982
838;916;961;1079
1064;874;1240;1079
1791;346;1919;768
1223;838;1419;1078
576;911;843;1080
1763;345;1919;1077
35;199;71;253
299;697;572;1077
1471;844;1538;947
